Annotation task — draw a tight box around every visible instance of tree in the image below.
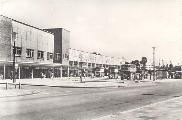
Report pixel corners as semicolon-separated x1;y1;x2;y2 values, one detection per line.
168;63;174;78
140;57;147;69
169;63;173;70
131;60;141;73
131;60;140;66
140;57;148;79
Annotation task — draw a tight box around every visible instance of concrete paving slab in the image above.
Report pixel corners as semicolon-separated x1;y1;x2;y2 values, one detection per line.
0;89;39;98
94;96;182;120
0;78;158;88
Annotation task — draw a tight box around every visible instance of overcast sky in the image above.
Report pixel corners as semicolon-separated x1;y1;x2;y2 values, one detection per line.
0;0;182;65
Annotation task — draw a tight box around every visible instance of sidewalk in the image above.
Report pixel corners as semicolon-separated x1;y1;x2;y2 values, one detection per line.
94;96;182;120
0;77;157;88
0;77;159;99
0;89;39;98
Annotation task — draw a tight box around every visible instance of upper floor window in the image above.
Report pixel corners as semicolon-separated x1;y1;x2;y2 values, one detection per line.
47;52;53;60
26;49;34;58
13;47;22;57
55;53;61;61
37;51;44;59
49;53;53;59
65;53;69;60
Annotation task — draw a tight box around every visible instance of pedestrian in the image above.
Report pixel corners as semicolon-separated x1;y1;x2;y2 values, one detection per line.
10;71;13;80
0;74;3;80
51;71;54;79
41;72;45;79
79;72;83;83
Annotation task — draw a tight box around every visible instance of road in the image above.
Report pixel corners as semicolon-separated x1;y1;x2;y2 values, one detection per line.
0;79;182;120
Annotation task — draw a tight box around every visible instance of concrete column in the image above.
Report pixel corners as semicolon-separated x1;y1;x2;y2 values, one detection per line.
93;63;95;68
3;64;6;79
18;66;21;79
86;62;88;77
31;68;34;79
60;66;62;78
53;67;55;78
67;66;70;77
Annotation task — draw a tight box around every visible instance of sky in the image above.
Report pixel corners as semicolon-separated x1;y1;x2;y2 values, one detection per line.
0;0;182;65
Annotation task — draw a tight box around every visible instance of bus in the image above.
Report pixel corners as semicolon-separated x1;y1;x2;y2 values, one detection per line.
174;66;182;79
120;64;136;80
108;67;119;79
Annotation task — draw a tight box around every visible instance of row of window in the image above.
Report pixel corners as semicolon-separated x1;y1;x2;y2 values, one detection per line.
13;47;56;60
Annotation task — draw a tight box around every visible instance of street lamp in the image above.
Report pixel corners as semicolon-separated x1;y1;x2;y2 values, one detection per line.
152;47;156;81
79;52;83;83
12;32;17;83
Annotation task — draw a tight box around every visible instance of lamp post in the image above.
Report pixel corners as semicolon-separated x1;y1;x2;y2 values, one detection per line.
12;32;16;83
152;47;156;81
79;52;83;83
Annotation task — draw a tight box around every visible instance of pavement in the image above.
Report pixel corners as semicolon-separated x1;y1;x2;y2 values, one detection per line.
0;77;157;98
90;78;182;120
0;77;157;88
0;77;156;97
0;89;39;98
94;96;182;120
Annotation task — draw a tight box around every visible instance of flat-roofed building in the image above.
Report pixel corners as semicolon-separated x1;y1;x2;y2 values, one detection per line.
0;15;125;79
68;48;124;77
0;15;54;79
44;28;70;77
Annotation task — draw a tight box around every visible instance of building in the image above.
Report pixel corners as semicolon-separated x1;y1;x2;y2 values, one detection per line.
44;28;70;77
0;15;124;79
0;15;54;79
68;48;124;77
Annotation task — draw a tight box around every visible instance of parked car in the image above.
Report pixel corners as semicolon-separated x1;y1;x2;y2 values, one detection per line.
174;71;182;79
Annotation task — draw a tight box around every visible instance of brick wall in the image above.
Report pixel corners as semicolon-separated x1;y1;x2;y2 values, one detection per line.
0;16;12;62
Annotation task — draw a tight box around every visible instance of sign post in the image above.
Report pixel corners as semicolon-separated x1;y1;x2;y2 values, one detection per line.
12;32;16;83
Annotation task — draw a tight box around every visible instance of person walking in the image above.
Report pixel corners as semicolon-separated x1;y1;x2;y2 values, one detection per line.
51;71;54;79
10;71;13;80
41;72;45;79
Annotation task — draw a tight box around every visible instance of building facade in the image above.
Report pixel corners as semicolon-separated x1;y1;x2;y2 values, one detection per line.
69;48;124;77
44;28;70;77
0;15;124;79
0;15;54;79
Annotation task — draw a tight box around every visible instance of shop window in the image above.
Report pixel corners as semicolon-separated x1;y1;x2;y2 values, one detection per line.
26;49;34;58
13;47;22;57
37;51;44;59
64;53;69;60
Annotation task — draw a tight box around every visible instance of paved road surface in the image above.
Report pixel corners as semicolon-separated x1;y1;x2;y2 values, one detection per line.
0;80;182;120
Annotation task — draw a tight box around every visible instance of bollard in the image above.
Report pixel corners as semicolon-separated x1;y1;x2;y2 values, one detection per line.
6;82;8;90
15;83;16;89
19;82;21;89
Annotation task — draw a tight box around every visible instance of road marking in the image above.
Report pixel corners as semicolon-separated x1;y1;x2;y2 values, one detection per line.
94;96;182;120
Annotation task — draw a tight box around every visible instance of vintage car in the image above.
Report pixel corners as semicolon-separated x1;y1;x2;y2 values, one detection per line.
174;71;182;79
